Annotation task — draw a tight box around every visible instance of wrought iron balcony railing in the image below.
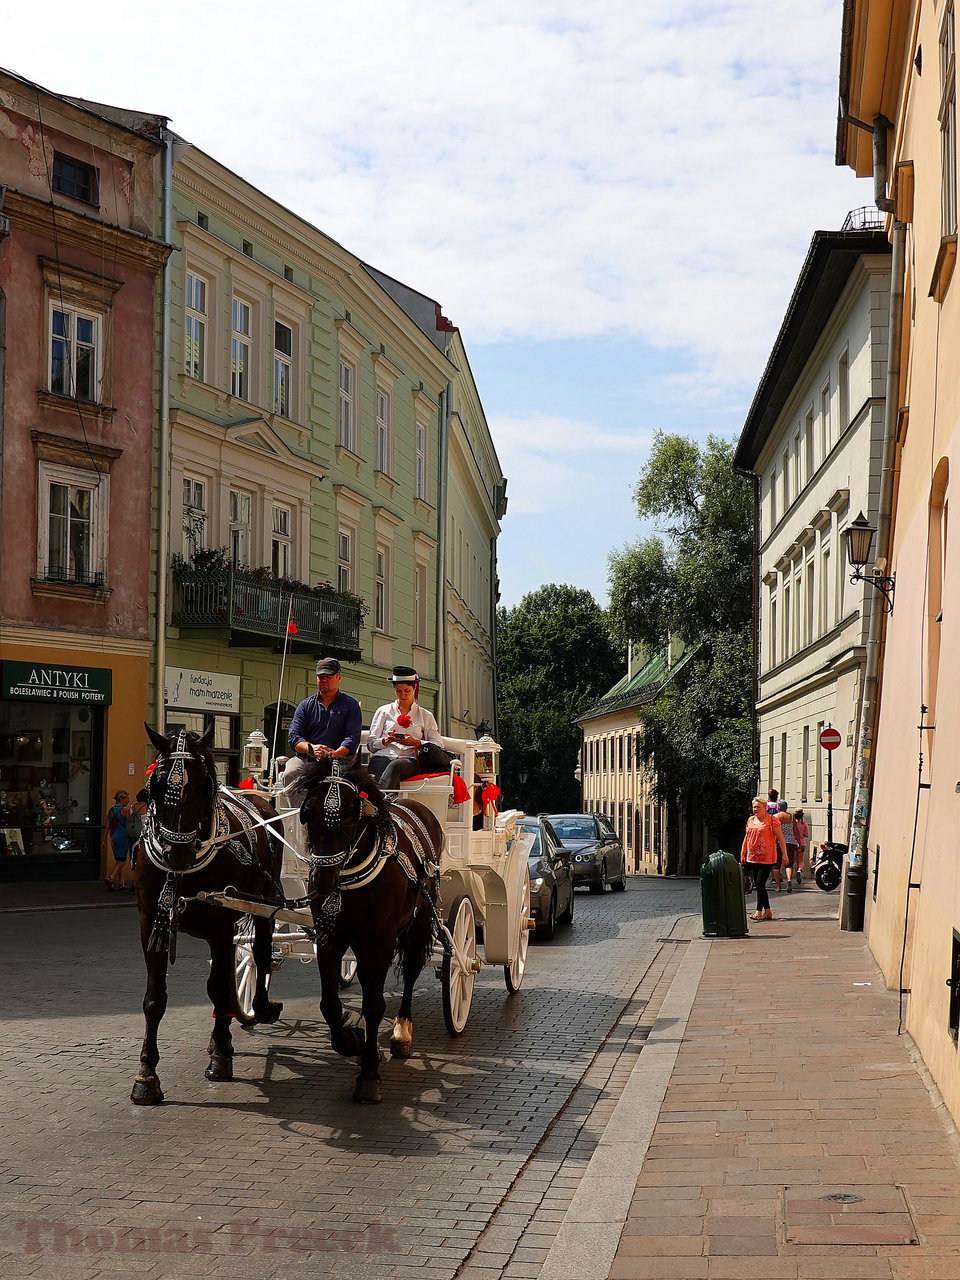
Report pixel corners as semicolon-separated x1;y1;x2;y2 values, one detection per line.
172;569;363;657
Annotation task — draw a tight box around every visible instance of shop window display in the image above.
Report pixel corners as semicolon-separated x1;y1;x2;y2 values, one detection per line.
0;703;101;860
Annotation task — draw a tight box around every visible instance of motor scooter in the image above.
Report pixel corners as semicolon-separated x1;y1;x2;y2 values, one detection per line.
813;841;847;892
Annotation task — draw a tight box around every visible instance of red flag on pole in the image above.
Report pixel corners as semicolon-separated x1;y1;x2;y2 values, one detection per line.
287;620;298;635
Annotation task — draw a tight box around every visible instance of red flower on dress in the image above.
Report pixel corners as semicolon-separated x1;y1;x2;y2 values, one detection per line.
396;715;412;728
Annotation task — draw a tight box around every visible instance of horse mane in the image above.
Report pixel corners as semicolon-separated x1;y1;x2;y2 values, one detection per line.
292;757;391;831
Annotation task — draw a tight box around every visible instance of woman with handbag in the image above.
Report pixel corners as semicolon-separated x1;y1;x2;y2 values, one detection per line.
367;666;444;790
740;796;787;921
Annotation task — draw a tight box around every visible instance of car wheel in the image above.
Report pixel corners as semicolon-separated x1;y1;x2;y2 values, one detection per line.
536;892;556;940
612;861;627;892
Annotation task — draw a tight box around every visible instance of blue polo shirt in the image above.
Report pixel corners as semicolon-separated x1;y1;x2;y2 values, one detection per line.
287;690;362;757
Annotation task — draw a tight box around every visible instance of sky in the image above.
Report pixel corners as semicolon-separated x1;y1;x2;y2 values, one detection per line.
5;1;866;607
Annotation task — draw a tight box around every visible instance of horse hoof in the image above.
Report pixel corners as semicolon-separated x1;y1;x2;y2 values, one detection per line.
255;999;284;1025
353;1079;382;1104
333;1027;365;1057
205;1058;234;1082
131;1077;164;1106
390;1039;411;1059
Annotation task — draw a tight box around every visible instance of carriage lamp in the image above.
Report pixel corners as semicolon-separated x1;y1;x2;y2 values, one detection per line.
242;730;270;777
844;512;896;613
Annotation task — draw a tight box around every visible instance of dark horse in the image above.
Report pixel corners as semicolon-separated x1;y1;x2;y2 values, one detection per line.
130;724;284;1105
291;756;443;1104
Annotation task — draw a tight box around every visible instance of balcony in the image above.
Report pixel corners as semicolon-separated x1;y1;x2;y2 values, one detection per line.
172;568;363;658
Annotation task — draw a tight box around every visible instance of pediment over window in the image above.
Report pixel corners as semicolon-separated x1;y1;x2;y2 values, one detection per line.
225;417;286;458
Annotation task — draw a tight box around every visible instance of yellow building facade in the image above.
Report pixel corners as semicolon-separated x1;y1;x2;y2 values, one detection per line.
838;0;960;1125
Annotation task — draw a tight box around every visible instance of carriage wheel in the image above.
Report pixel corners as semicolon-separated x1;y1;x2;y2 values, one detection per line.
232;914;266;1024
441;896;477;1035
504;866;531;994
340;950;358;987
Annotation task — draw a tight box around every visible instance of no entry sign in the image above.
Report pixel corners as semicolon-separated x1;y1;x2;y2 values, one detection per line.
819;727;842;751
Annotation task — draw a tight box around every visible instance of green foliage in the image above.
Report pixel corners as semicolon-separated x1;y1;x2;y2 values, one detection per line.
608;432;754;818
497;584;622;814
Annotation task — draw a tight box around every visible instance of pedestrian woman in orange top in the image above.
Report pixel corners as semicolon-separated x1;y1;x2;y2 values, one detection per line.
740;796;787;921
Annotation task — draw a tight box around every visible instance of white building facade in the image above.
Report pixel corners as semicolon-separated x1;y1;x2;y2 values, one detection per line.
735;220;891;852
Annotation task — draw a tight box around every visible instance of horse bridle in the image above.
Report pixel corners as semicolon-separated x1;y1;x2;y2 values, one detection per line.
308;763;366;868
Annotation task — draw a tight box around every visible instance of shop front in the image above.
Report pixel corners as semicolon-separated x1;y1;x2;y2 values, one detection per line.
0;659;110;881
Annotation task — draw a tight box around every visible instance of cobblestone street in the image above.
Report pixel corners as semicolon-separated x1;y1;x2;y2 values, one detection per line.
0;878;699;1279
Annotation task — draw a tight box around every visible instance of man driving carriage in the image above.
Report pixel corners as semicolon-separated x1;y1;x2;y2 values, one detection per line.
283;658;362;787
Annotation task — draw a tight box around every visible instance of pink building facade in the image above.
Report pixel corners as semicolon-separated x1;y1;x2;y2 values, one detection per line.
0;72;169;880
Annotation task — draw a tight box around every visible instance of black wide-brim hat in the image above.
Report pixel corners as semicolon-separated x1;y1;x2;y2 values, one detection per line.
389;665;419;684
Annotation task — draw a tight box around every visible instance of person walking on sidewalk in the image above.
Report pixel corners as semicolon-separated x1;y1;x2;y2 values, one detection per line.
740;796;786;920
101;789;130;891
793;808;809;885
775;800;799;892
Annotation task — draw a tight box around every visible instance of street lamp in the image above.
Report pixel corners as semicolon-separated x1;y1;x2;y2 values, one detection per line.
844;512;895;613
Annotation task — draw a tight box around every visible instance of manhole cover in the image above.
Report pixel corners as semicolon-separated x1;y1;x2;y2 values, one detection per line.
784;1185;920;1246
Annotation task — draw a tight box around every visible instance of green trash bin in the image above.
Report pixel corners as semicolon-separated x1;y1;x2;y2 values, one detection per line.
700;850;748;938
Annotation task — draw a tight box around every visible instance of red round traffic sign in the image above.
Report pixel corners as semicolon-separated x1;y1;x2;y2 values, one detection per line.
819;727;842;751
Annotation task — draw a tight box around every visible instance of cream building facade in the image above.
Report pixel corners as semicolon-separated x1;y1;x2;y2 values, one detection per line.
161;143;504;775
735;222;891;857
838;0;960;1127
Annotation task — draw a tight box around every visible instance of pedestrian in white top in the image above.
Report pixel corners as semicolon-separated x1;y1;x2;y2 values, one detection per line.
367;666;443;790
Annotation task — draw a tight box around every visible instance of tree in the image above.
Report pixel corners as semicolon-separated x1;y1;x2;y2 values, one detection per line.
608;432;754;842
497;585;622;814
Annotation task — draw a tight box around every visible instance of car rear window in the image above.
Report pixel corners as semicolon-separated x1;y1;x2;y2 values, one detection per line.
552;817;596;840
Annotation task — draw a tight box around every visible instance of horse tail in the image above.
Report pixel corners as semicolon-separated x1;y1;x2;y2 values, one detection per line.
392;887;437;977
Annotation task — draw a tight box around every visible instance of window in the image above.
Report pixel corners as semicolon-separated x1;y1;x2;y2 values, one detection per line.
375;544;389;631
229;490;252;567
338;360;356;451
781;448;790;511
770;467;778;529
801;726;810;802
416;421;427;500
182;477;207;553
626;734;633;770
273;321;293;418
242;239;254;258
52;152;97;204
376;389;391;474
815;720;824;801
782;583;791;657
184;272;207;381
838;349;850;435
820;382;831;462
37;461;108;587
769;591;778;667
820;544;832;632
805;560;815;645
794;428;803;492
231;298;251;400
415;562;429;646
337;528;353;593
805;409;815;482
50;304;100;401
942;1;958;235
767;736;774;792
780;731;787;796
271;505;291;578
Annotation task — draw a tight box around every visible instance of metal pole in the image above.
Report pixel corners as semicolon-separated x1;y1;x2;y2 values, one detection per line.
270;595;294;765
826;745;834;843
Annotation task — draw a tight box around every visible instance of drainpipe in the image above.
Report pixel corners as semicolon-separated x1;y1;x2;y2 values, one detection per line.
842;218;906;931
435;382;451;733
489;533;499;741
154;131;174;735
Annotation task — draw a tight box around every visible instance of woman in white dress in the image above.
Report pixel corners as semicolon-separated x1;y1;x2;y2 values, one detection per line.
366;666;443;790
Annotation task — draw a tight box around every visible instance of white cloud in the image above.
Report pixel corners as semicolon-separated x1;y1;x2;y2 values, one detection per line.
4;0;863;400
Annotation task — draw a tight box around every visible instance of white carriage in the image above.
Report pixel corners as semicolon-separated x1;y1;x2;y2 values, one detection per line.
215;732;534;1036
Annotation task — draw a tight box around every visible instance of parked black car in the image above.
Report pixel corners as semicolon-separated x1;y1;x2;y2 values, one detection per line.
546;813;627;893
516;815;575;939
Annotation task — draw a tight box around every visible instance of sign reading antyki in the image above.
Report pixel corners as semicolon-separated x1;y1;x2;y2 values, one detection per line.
1;661;112;705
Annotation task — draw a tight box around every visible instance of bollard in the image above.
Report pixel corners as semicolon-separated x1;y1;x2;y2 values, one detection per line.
700;850;749;938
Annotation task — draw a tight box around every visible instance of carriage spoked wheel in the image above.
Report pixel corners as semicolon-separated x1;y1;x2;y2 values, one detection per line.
504;866;531;994
441;895;478;1035
232;914;263;1026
